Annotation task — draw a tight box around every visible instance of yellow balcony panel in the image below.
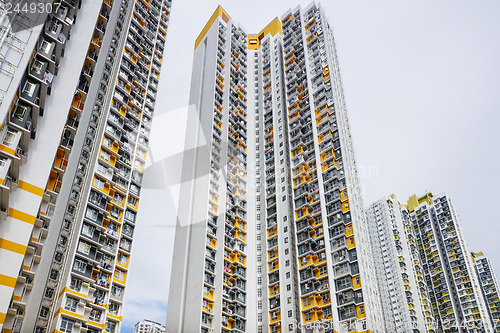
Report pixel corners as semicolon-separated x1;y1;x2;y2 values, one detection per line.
270;310;281;323
340;190;349;201
299;255;312;268
352;275;362;290
269;283;280;296
320;149;334;162
347;236;356;249
356;304;366;319
342;200;350;213
345;223;353;237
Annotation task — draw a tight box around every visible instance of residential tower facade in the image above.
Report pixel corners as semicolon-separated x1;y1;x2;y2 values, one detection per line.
472;252;500;332
167;3;383;333
0;0;171;331
367;193;495;333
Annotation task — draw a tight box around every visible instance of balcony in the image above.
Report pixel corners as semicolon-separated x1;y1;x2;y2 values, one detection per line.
10;102;32;132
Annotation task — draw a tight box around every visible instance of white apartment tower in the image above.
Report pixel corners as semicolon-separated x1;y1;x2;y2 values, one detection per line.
408;193;493;332
167;3;383;333
0;0;171;331
472;253;500;332
368;193;494;333
366;195;431;332
134;319;166;333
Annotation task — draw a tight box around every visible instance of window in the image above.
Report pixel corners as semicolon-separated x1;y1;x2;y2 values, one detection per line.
117;253;127;265
70;277;82;292
111;284;124;298
23;81;36;97
73;258;87;273
93;177;105;190
39;307;49;318
100;149;111;162
59;235;67;245
113;193;123;205
105;321;117;333
13;105;28;120
49;269;59;280
3;129;17;146
32;60;44;74
134;159;144;170
109;302;120;315
44;287;54;299
82;223;95;237
85;207;98;221
124;209;136;222
128;195;137;206
110;206;120;219
115;269;125;281
41;40;52;53
90;309;102;321
130;184;140;196
60;318;75;333
65;297;78;312
54;252;63;262
78;241;91;255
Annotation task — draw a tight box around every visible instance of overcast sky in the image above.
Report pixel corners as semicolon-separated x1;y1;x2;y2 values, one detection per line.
121;1;500;330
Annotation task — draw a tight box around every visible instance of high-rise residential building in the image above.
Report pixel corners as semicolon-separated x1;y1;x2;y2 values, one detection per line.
167;3;383;333
134;319;166;333
368;192;495;333
366;195;431;332
472;252;500;332
0;0;171;331
408;193;493;332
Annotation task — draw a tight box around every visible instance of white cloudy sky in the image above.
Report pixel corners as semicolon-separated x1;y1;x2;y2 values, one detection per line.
121;1;500;331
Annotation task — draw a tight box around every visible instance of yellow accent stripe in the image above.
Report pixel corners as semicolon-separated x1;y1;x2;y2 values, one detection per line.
18;180;44;197
0;144;15;155
8;208;36;225
107;313;122;321
13;295;21;302
0;274;17;288
88;320;106;329
195;5;231;50
0;312;5;325
0;238;27;255
59;286;87;299
53;307;83;320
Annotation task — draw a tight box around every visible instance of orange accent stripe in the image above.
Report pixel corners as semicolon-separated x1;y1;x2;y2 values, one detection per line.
0;274;17;288
18;180;44;197
0;144;15;155
0;238;27;255
8;208;36;225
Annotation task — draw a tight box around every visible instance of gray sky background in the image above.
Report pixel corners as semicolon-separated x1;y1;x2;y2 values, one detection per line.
121;1;500;330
